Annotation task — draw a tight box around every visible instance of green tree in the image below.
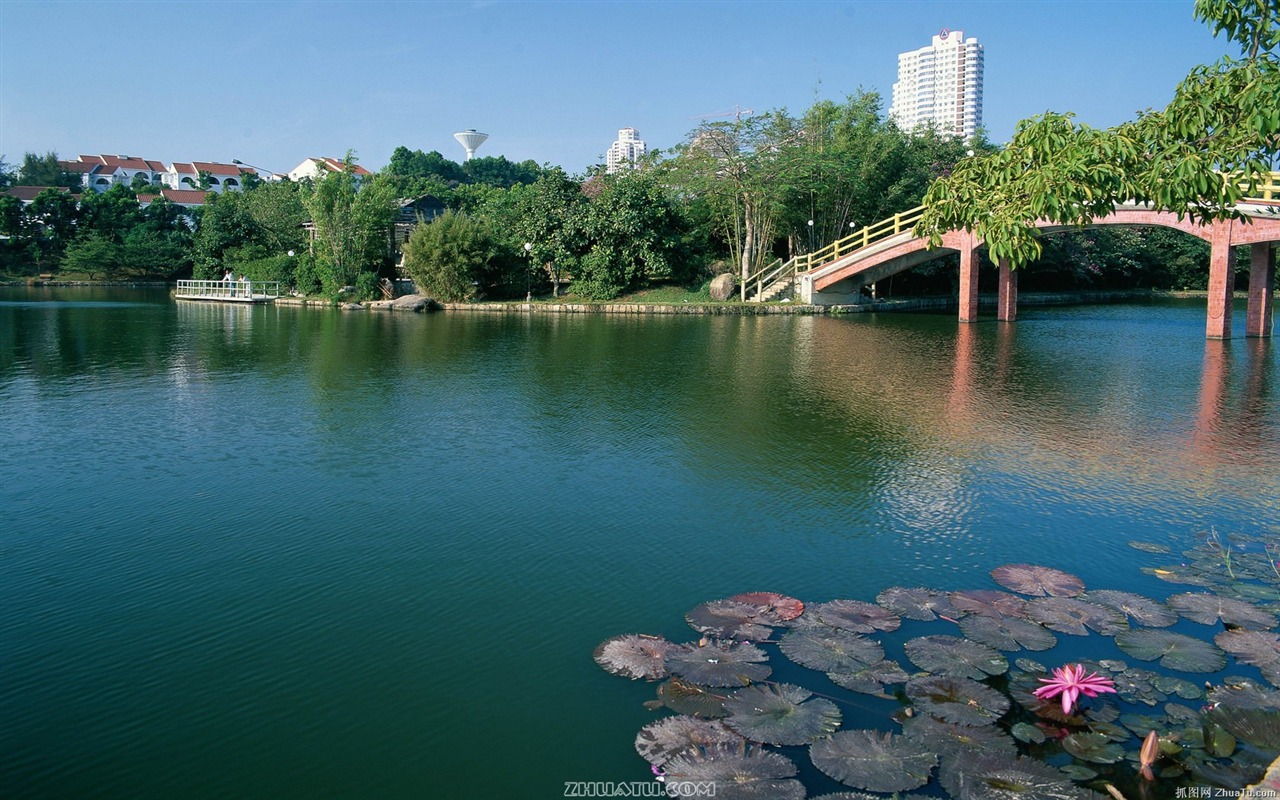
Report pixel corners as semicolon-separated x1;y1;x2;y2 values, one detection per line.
662;111;805;284
301;154;397;293
571;170;694;300
25;189;80;268
77;184;141;242
917;0;1280;267
401;210;495;302
62;234;121;280
17;152;81;188
512;169;587;297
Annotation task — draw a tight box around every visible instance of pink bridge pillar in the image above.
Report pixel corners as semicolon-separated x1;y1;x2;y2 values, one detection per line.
1246;243;1274;338
958;240;980;323
997;258;1017;322
1206;221;1235;340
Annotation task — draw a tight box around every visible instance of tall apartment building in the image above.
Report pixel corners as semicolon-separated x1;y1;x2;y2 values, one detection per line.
890;29;984;140
605;128;647;173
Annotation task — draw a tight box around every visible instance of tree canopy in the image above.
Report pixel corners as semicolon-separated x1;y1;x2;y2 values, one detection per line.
917;0;1280;267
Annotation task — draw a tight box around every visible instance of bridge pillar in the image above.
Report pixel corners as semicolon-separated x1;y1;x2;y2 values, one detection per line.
1246;243;1274;338
958;240;979;322
997;259;1017;322
1206;221;1235;339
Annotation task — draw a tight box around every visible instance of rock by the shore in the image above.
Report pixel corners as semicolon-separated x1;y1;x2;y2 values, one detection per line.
709;273;737;301
389;294;436;312
341;302;364;311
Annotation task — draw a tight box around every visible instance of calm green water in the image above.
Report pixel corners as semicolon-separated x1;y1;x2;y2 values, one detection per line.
1;287;1277;798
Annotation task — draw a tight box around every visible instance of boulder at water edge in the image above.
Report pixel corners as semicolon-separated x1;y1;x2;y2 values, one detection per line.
709;273;736;301
390;294;436;312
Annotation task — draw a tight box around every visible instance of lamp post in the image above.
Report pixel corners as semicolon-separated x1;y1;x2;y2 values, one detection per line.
807;219;814;255
232;159;275;184
524;242;533;302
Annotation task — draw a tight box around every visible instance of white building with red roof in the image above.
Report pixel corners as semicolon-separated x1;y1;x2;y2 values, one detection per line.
287;157;373;183
59;154;168;192
163;161;260;193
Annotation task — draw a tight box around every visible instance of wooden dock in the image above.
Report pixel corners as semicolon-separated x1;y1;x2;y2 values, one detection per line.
175;279;282;303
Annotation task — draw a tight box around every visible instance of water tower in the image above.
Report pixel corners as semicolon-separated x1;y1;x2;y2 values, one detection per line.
453;130;489;161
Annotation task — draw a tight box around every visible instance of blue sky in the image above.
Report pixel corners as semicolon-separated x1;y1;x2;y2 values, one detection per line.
0;0;1234;177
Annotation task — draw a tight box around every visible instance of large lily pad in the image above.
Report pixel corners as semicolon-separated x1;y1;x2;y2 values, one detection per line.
1026;596;1128;636
1205;705;1280;749
903;635;1008;679
634;716;743;766
593;634;678;680
726;591;805;622
661;743;805;800
876;586;959;621
902;714;1017;759
1215;630;1280;686
1114;629;1227;673
1084;590;1178;628
906;675;1011;726
810;730;936;793
950;589;1029;619
779;627;883;673
939;753;1096;800
813;599;901;634
990;564;1085;597
828;660;911;695
723;683;842;745
656;677;732;718
959;614;1057;652
1168;592;1278;630
666;640;771;687
686;600;776;640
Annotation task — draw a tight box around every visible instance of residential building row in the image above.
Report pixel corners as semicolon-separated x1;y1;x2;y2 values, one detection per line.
47;154;372;196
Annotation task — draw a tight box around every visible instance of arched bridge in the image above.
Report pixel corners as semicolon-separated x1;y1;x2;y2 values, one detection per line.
747;174;1279;339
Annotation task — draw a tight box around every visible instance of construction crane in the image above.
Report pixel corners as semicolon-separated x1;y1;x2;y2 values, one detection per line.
690;105;754;122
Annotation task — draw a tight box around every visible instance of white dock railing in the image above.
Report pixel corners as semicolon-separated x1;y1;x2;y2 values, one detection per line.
175;280;282;302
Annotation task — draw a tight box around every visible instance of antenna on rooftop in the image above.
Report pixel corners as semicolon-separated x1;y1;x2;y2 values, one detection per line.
453;130;489;161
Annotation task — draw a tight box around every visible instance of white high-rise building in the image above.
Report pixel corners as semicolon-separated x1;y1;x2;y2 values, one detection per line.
891;29;984;140
605;128;647;173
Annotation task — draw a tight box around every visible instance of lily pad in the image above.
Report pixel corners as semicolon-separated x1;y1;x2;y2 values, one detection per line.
906;675;1011;726
1168;592;1278;630
876;586;959;621
950;589;1028;619
1114;629;1227;673
634;716;743;765
810;729;936;793
593;634;678;680
1011;722;1046;743
1084;590;1177;628
723;683;841;745
666;640;771;687
1061;731;1125;763
1215;630;1280;686
902;713;1017;758
726;591;805;622
656;677;731;718
960;614;1058;651
939;753;1093;800
1142;565;1213;587
828;659;910;693
1205;705;1280;749
686;600;776;640
1026;596;1128;636
813;599;901;634
903;635;1008;679
662;743;805;800
990;564;1085;597
778;627;884;673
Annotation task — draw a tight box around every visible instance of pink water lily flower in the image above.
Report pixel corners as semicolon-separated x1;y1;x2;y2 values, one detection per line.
1033;663;1117;715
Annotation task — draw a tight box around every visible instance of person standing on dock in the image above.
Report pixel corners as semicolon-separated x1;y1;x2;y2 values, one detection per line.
240;274;251;300
223;269;234;298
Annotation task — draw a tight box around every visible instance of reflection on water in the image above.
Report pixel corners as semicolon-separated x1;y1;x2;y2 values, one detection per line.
0;290;1277;799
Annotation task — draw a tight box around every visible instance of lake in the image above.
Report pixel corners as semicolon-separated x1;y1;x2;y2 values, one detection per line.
1;287;1276;798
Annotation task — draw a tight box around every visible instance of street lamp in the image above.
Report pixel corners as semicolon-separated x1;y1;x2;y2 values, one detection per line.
232;159;275;182
807;219;814;254
524;242;533;302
